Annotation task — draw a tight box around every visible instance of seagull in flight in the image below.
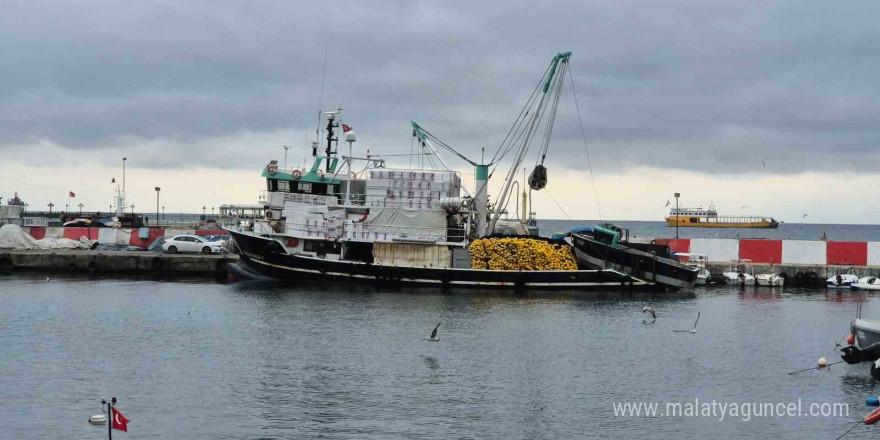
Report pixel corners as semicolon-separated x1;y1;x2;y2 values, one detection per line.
642;306;656;320
760;158;765;168
187;306;204;316
45;277;51;282
802;213;808;219
740;205;750;209
665;199;670;207
426;323;441;342
674;312;700;334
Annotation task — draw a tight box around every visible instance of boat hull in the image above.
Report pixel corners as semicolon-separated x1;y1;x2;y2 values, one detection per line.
570;233;698;289
665;217;779;228
226;230;643;290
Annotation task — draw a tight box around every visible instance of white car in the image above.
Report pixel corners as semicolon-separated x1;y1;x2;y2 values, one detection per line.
162;235;225;254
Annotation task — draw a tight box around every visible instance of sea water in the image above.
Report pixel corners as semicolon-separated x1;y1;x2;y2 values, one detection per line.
0;274;876;439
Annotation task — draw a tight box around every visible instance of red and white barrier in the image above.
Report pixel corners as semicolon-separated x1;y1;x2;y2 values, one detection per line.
634;237;880;266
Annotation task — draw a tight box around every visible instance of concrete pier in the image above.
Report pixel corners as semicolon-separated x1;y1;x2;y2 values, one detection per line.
705;262;880;287
0;250;237;277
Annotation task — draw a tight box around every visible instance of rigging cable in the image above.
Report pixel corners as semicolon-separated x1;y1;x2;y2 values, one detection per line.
544;187;572;220
567;66;603;221
490;63;554;165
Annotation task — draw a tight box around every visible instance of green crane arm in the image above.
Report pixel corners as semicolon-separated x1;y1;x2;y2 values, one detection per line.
543;51;572;93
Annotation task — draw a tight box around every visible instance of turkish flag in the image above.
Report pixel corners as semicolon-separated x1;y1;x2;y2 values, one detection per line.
69;191;76;198
342;124;352;132
112;408;129;432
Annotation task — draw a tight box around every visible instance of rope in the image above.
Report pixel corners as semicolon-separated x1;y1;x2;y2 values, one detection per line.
787;360;845;375
567;67;603;221
544;187;571;220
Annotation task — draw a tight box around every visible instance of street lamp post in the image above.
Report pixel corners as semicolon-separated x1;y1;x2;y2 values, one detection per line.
211;206;215;219
162;206;165;221
48;203;54;214
155;187;161;228
283;145;291;170
78;203;84;215
674;192;681;239
202;206;206;221
130;204;135;215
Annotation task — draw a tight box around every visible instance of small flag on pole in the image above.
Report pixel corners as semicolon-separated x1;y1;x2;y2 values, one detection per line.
112;408;129;432
342;124;352;132
69;191;76;198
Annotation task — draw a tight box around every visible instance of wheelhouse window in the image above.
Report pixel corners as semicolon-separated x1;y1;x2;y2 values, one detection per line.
297;182;312;193
278;180;290;192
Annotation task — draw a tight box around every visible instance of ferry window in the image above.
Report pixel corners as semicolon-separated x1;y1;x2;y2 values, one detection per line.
297;182;312;193
278;180;290;192
690;218;699;223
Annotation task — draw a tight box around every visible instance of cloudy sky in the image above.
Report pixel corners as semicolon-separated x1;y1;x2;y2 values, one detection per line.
1;0;878;223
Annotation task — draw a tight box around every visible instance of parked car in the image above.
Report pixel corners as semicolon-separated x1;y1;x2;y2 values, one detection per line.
162;235;225;254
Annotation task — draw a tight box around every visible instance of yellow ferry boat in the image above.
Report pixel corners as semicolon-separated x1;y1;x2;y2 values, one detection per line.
665;206;779;228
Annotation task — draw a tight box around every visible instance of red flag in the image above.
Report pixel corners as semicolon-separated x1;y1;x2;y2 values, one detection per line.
342;124;352;132
112;408;129;432
69;191;75;198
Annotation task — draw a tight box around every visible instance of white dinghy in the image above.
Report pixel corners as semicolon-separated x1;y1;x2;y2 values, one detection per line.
853;276;880;291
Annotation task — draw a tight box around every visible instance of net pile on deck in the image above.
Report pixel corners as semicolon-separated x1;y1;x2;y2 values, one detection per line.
469;237;577;271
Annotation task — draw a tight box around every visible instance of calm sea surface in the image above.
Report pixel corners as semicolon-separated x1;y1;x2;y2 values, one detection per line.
538;219;880;242
2;274;880;439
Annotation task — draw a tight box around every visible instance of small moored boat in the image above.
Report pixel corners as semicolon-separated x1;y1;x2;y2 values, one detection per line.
755;273;784;287
675;253;710;285
842;319;880;366
853;277;880;291
722;259;755;285
827;274;859;289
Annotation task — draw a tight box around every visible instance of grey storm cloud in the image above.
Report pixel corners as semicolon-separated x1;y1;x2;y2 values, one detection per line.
1;0;879;174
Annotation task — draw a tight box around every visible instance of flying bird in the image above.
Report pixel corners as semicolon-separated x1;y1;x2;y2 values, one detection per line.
802;213;808;219
642;306;656;320
426;322;441;342
187;306;203;316
760;158;765;168
740;205;750;209
674;312;700;334
665;199;670;207
45;277;51;282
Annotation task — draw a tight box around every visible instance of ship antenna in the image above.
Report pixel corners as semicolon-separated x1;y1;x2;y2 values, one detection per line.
315;45;329;145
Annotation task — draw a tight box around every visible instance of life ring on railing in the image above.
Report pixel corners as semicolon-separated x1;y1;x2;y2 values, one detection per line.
266;211;274;220
292;169;302;179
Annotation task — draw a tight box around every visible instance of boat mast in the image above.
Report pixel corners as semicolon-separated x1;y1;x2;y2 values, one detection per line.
486;51;570;237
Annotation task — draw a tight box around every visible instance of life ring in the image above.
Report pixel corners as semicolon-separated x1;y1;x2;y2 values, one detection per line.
292;169;302;179
266;211;274;220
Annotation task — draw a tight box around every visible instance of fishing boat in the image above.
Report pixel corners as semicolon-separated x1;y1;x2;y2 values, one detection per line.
674;253;711;285
568;224;700;289
853;277;880;291
721;259;756;285
665;205;779;228
226;52;658;291
755;273;784;287
827;274;859;289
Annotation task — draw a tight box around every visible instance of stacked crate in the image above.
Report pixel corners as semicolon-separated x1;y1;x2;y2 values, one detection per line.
282;201;344;239
365;169;461;209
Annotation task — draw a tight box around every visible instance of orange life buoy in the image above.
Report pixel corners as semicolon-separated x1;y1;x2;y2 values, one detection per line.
864;407;880;425
292;169;302;179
